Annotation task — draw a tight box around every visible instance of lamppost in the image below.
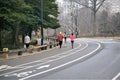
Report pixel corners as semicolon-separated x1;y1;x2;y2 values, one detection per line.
40;0;44;45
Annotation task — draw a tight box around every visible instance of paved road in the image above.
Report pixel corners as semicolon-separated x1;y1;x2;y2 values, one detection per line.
0;38;120;80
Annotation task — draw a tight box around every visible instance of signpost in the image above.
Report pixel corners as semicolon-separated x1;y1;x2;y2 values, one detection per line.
40;0;44;45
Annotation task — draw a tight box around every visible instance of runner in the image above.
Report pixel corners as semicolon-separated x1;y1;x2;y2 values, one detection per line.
70;33;75;49
57;32;64;48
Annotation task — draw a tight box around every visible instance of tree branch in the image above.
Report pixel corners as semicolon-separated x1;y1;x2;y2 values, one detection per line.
71;0;94;11
96;0;106;12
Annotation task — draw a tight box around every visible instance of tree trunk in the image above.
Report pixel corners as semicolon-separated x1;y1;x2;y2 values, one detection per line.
93;11;96;36
22;34;25;44
29;27;32;39
12;32;16;47
12;23;20;48
0;29;2;50
15;24;20;47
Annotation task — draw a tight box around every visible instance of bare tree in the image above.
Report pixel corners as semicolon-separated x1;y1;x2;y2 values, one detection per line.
69;0;106;36
98;10;108;36
111;12;120;35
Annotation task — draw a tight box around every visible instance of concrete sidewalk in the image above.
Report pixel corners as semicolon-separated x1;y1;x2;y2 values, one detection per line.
0;40;71;62
0;45;59;62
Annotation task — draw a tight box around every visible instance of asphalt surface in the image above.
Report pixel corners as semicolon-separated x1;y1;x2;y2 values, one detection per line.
0;38;120;80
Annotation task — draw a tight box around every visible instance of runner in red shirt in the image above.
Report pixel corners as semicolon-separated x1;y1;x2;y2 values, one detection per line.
57;32;64;48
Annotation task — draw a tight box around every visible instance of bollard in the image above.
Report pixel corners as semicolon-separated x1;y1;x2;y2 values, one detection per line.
2;48;9;59
44;44;47;50
29;45;33;53
49;45;52;48
18;51;22;56
37;48;41;51
45;45;47;50
49;42;52;48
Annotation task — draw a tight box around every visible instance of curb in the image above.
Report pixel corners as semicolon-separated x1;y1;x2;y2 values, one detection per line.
0;46;59;62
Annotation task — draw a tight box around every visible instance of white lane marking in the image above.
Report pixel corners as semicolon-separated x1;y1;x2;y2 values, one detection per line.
0;43;81;72
112;73;120;80
1;43;86;76
19;42;101;80
0;43;83;76
36;65;50;70
5;65;50;78
0;65;11;70
5;71;33;77
0;65;32;71
100;42;119;44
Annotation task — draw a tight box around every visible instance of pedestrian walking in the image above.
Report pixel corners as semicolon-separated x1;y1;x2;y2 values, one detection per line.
70;33;75;49
24;34;31;48
57;32;64;48
64;32;67;43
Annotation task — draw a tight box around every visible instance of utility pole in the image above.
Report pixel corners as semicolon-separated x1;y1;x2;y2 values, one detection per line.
40;0;44;45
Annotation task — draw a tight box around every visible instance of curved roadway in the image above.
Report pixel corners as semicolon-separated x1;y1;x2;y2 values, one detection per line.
0;38;120;80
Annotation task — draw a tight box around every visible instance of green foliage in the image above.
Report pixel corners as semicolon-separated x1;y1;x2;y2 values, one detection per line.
43;0;60;29
0;0;60;50
0;0;59;30
24;0;60;29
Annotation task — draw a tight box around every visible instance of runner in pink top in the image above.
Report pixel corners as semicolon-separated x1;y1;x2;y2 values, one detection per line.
70;33;75;49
